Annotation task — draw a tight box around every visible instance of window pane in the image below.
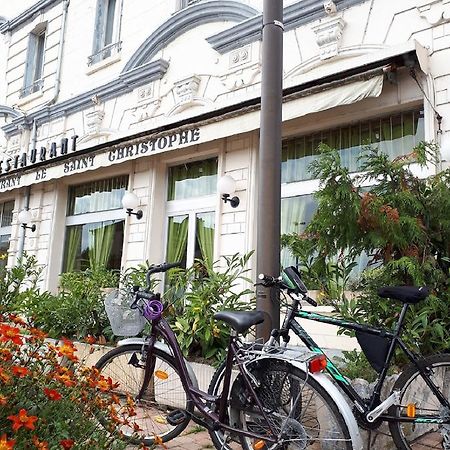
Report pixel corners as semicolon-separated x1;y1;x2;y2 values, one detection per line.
166;215;189;268
104;0;117;46
167;158;217;200
67;176;128;215
1;201;14;227
196;212;215;263
282;109;424;182
0;234;10;270
281;195;317;268
63;220;124;272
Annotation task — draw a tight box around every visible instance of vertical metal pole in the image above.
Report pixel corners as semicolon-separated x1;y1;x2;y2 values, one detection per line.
256;0;283;339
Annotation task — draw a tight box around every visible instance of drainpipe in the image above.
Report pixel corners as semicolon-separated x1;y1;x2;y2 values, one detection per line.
47;0;69;106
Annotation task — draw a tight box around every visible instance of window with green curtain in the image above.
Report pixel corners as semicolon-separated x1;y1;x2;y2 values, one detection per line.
167;158;218;200
166;215;189;267
62;220;124;272
282;109;424;183
196;212;215;264
67;175;128;215
63;175;128;272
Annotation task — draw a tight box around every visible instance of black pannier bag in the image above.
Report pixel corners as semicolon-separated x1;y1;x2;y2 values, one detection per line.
355;330;392;373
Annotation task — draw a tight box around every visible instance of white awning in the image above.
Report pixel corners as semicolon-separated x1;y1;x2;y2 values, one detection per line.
282;74;384;122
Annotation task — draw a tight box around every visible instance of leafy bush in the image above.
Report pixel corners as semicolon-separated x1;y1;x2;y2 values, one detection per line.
0;314;133;449
0;254;47;314
282;143;450;362
164;252;255;363
23;266;119;342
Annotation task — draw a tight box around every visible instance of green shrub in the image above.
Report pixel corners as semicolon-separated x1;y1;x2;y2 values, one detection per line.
24;266;119;341
164;252;255;363
282;143;450;362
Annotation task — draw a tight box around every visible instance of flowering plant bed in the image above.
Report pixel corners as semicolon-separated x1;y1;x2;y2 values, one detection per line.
0;314;137;449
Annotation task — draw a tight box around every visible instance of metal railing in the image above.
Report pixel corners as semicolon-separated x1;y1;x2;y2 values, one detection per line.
87;41;122;66
20;78;44;98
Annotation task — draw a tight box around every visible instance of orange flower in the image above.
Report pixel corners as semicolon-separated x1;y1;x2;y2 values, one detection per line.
85;335;96;344
11;366;29;378
0;325;23;346
0;395;7;405
54;374;76;387
60;439;74;449
0;368;11;384
7;409;38;432
0;434;15;450
32;435;49;450
43;388;62;401
29;328;47;341
0;349;12;361
7;314;26;325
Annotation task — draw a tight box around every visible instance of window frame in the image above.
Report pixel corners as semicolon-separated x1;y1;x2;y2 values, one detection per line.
164;157;218;267
62;176;128;272
0;200;14;268
89;0;123;66
21;24;47;98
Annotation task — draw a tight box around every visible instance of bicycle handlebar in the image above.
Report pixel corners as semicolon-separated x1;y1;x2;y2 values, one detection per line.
145;261;182;287
258;271;318;307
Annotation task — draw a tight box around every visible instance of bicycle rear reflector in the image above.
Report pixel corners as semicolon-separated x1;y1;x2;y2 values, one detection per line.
253;440;266;450
406;403;416;418
308;354;327;373
155;370;169;380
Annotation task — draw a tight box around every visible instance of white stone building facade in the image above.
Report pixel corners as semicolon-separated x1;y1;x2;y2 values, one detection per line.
0;0;449;348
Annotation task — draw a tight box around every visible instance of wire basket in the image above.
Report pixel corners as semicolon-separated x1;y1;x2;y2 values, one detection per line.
104;289;146;336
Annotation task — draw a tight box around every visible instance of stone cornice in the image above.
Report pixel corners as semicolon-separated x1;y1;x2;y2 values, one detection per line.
2;59;169;136
0;0;62;33
0;105;23;119
207;0;367;54
123;0;259;71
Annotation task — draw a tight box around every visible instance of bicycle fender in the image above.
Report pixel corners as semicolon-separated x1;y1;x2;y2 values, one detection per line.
255;355;363;450
116;337;199;389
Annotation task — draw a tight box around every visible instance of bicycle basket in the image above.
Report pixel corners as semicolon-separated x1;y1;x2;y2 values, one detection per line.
355;330;391;373
104;289;146;337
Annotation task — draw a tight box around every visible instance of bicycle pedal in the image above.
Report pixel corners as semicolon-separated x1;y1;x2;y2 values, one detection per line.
166;409;189;426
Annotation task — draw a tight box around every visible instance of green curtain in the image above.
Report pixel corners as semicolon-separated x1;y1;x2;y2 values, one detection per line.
166;216;189;264
196;212;214;263
65;226;82;272
88;222;115;269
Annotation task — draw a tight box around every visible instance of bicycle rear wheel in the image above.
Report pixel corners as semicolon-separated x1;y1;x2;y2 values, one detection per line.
388;353;450;450
208;358;353;449
95;344;192;446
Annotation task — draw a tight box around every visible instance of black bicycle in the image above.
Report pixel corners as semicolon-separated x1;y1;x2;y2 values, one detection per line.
256;265;450;450
95;263;355;449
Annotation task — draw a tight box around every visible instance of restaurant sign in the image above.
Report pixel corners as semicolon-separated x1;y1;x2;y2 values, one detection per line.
0;127;200;193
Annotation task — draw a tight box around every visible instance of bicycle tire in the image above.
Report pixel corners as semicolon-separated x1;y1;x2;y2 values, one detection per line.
208;358;353;450
95;344;192;446
388;353;450;450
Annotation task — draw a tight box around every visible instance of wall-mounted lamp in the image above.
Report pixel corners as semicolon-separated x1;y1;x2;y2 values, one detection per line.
18;209;36;232
122;191;143;220
217;174;240;208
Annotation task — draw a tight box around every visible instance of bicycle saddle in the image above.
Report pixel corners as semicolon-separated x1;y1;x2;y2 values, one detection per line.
214;311;265;333
378;286;429;304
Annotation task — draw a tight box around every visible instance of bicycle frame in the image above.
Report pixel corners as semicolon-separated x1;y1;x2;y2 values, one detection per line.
139;313;284;445
281;298;450;424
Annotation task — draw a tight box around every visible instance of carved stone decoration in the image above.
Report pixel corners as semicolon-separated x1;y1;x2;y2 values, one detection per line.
173;75;201;105
85;110;105;135
137;83;154;102
229;45;251;68
312;15;346;60
323;0;337;15
220;63;261;91
417;0;450;26
131;99;161;123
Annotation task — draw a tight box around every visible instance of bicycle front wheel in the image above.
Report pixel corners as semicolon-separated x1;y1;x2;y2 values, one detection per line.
95;344;192;446
388;353;450;450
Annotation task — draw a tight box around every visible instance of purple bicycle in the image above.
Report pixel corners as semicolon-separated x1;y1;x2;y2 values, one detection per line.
95;262;354;449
